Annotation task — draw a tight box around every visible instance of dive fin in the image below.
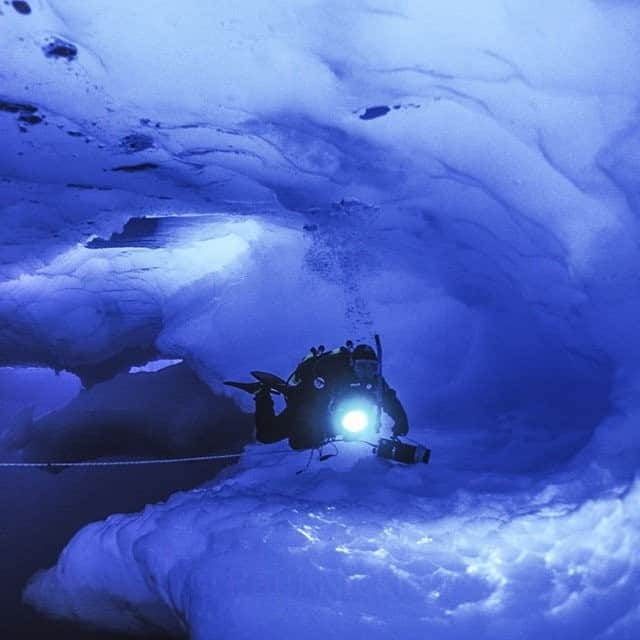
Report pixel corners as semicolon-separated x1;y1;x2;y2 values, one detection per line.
223;380;263;394
250;371;288;394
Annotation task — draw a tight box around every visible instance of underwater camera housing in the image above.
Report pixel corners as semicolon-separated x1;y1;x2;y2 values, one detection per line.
376;438;431;465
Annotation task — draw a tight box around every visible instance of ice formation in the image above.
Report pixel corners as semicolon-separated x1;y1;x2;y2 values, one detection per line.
23;443;640;639
0;0;639;637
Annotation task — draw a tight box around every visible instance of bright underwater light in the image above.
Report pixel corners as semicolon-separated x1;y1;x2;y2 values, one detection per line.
341;409;369;433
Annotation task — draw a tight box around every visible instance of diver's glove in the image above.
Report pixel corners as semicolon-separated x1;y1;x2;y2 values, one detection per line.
392;420;409;438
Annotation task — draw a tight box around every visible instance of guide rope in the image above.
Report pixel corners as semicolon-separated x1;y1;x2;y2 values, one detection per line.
0;448;292;469
0;439;377;471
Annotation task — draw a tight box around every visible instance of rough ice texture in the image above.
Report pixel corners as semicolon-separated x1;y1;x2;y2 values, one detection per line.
24;442;640;639
0;0;638;637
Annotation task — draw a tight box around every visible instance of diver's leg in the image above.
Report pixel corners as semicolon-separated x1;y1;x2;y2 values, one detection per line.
255;390;290;443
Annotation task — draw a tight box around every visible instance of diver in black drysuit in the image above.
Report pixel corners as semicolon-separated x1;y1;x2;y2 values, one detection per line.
255;343;409;450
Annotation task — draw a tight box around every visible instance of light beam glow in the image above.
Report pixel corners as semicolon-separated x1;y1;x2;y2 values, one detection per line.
341;409;370;434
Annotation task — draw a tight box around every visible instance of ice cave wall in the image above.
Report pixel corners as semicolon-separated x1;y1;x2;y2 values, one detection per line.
1;0;639;465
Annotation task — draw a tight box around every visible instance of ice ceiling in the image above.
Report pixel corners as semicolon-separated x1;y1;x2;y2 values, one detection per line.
2;0;640;638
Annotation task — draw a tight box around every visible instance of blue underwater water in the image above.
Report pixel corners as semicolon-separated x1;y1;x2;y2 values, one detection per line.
1;1;640;638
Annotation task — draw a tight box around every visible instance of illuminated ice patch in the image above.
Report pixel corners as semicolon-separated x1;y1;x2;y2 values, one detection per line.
128;359;183;374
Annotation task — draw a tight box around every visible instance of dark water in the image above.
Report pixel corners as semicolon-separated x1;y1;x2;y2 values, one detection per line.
0;460;230;638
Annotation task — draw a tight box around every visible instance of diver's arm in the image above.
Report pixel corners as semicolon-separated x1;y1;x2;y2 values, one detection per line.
381;379;409;436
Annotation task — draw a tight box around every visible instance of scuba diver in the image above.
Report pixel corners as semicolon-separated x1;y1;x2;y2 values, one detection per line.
256;342;408;450
225;338;413;454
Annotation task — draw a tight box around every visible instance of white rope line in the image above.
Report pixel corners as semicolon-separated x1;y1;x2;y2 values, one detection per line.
0;440;375;470
0;448;299;469
0;452;245;468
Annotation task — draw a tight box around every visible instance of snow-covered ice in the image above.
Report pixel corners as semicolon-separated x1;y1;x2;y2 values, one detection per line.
24;439;640;639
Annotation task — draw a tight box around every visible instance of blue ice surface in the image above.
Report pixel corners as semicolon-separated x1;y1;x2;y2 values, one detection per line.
0;0;639;638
